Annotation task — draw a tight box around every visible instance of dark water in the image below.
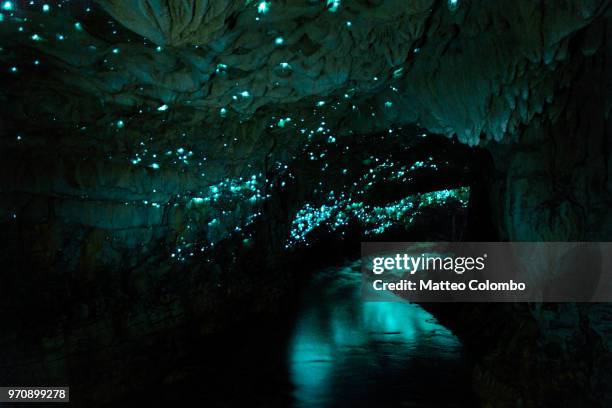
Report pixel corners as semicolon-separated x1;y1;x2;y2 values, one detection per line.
288;261;475;407
114;261;475;408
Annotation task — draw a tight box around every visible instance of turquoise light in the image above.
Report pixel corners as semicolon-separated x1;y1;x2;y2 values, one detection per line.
327;0;341;12
2;1;13;11
289;187;469;245
42;4;50;12
257;1;270;14
274;37;284;45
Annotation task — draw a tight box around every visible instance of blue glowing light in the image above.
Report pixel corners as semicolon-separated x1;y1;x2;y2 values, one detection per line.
278;117;291;128
257;1;270;14
327;0;341;12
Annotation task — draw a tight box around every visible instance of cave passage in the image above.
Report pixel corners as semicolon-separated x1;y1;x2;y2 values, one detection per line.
0;1;610;407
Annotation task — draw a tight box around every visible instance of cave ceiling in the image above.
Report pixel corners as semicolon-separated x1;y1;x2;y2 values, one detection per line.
0;0;609;252
1;0;606;144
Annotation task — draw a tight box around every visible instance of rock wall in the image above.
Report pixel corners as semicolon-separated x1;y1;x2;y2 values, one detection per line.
448;15;612;407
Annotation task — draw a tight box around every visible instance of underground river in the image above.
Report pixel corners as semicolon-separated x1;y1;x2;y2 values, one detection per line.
289;261;475;407
114;260;476;407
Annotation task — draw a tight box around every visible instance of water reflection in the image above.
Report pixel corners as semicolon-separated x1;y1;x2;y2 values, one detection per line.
289;261;474;407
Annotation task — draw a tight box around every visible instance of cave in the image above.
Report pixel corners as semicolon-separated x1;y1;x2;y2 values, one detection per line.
0;0;611;407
